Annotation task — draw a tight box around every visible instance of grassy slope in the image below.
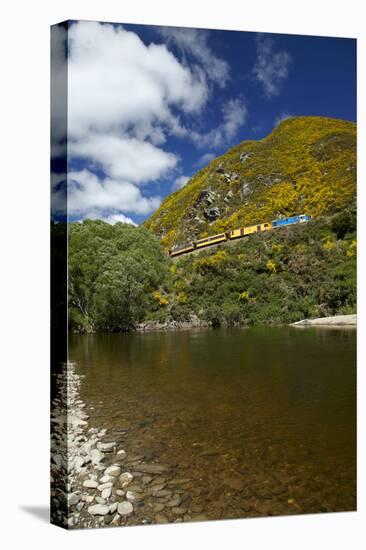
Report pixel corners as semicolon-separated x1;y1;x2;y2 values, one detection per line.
149;215;356;326
145;116;356;249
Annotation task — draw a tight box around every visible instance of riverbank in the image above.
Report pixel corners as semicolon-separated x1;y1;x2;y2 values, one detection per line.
51;362;207;528
291;314;357;327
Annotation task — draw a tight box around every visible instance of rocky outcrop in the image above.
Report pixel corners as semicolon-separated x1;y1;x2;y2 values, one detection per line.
291;314;356;327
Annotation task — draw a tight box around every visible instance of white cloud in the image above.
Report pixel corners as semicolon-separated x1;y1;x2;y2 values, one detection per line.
86;213;137;226
69;133;177;185
52;170;161;219
192;98;247;149
158;27;230;88
172;175;190;191
253;34;291;98
274;112;294;126
67;22;208;139
195;152;216;167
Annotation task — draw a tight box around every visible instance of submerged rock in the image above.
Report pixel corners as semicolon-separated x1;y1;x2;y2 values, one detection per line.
117;501;133;516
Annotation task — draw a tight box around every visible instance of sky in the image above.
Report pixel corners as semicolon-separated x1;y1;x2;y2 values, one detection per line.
51;20;356;225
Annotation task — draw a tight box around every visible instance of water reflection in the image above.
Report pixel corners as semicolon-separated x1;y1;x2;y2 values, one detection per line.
70;327;356;520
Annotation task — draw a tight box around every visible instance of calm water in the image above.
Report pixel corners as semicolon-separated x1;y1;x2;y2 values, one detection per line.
70;327;356;521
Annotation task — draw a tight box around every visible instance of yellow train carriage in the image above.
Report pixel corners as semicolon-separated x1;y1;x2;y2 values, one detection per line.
231;222;272;239
169;242;195;257
195;232;228;249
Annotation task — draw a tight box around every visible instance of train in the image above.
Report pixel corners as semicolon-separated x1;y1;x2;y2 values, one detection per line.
168;214;311;257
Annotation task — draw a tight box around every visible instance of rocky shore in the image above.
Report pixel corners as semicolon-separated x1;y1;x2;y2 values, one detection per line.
291;314;357;327
51;362;205;529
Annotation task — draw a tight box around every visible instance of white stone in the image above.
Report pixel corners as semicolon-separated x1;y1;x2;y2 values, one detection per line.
117;501;133;516
83;479;98;489
95;496;106;504
117;450;127;458
99;475;114;484
109;503;118;514
88;504;109;516
90;449;104;465
97;441;116;452
111;513;120;526
98;482;113;491
119;472;133;488
102;487;112;499
104;465;121;477
126;491;136;503
116;490;125;497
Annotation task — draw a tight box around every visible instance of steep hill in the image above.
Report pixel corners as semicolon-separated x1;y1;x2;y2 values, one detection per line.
145;116;356;248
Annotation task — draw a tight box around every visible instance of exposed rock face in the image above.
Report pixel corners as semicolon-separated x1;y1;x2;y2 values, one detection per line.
204;207;221;221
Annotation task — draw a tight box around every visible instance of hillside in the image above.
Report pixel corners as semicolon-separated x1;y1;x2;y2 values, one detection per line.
145;116;356;248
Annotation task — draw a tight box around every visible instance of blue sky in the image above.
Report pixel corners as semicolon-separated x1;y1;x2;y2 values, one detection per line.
52;21;356;225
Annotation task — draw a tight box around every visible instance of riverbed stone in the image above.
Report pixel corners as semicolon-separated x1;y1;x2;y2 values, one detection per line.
109;503;118;514
142;475;153;485
83;479;98;489
99;475;114;484
117;501;133;516
117;450;127;459
98;482;113;491
155;514;168;524
97;441;116;452
135;463;168;474
104;465;121;477
167;495;182;507
102;487;112;499
90;449;104;465
88;504;109;516
119;472;133;487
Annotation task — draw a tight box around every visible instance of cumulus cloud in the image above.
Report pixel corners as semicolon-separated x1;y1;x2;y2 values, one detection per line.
158;26;230;88
192;98;247;149
253;34;291;98
86;213;137;226
51;170;161;219
172;175;190;191
67;22;208;139
61;21;220;222
69;134;177;185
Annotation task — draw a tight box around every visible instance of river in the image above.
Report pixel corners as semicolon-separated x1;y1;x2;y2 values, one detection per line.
69;326;356;523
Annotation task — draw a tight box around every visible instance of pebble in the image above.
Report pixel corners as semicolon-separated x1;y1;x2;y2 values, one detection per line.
167;495;182;507
135;463;168;474
117;450;127;458
126;490;137;503
90;449;104;465
172;506;186;515
104;465;121;477
97;442;116;452
102;487;112;499
155;514;168;524
111;513;120;526
119;472;133;488
117;501;134;516
142;475;153;485
109;503;118;514
87;504;109;516
99;475;114;484
95;496;106;504
83;479;98;489
116;489;125;497
98;482;113;491
68;493;80;506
